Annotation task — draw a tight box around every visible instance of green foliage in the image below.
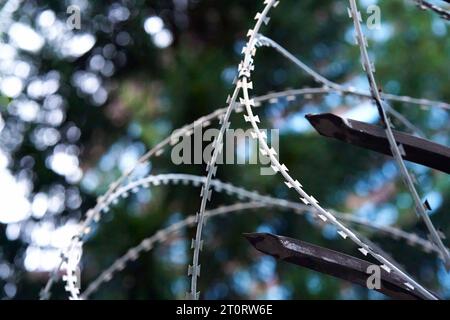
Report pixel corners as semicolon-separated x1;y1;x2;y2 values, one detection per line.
0;0;448;300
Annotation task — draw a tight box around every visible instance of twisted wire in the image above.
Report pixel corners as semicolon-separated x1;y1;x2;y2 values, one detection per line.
187;0;280;300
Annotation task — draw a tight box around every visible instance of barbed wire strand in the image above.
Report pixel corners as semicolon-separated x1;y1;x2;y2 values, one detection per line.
91;168;443;299
187;0;280;300
38;87;326;300
44;172;443;298
413;0;450;20
98;173;444;256
347;0;450;268
44;6;450;298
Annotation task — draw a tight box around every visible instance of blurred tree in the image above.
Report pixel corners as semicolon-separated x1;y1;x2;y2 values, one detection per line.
0;0;448;299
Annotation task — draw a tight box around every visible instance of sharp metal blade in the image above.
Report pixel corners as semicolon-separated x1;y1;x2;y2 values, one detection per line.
305;113;450;174
244;232;435;300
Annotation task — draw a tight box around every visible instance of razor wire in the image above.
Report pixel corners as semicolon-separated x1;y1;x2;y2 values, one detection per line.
413;0;450;20
38;86;333;300
94;173;446;256
41;2;450;299
91;173;440;253
187;0;280;300
49;81;450;299
347;0;450;267
43;171;444;299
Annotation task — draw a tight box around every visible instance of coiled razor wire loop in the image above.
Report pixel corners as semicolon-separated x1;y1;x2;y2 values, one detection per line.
39;87;325;300
44;88;448;299
239;6;438;300
413;0;450;20
44;172;444;299
44;82;450;299
91;173;447;256
81;192;445;299
42;7;450;299
347;0;450;268
81;198;439;299
188;0;280;300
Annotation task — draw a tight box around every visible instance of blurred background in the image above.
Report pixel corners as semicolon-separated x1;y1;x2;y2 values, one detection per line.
0;0;449;299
